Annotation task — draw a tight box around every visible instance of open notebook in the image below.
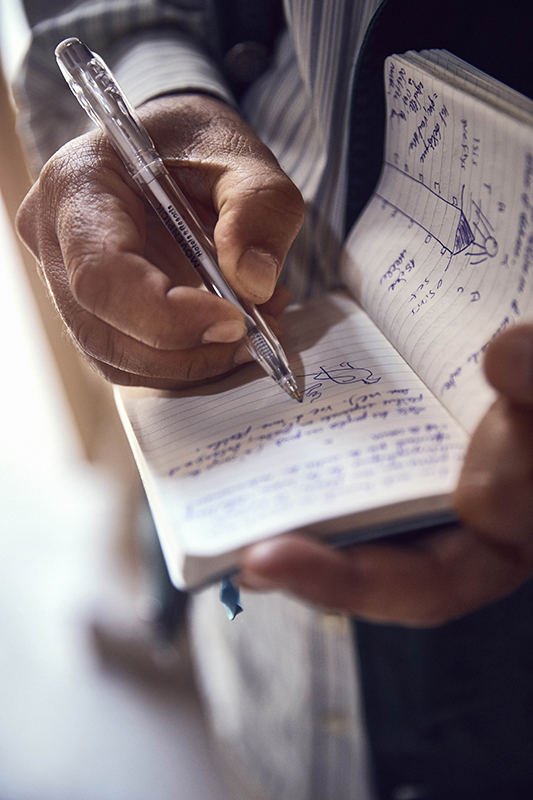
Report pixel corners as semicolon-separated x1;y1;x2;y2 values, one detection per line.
116;50;533;589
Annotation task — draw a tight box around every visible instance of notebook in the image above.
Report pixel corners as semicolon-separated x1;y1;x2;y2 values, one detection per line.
116;50;533;588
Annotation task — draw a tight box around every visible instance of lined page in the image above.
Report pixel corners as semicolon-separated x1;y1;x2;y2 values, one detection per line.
117;293;467;574
342;52;533;432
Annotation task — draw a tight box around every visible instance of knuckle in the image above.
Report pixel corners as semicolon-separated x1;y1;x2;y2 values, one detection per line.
16;135;111;264
220;126;257;159
37;132;113;221
38;146;78;208
70;315;97;357
63;322;120;385
177;347;230;383
94;361;135;386
235;170;305;230
262;177;304;223
194;109;258;161
181;351;211;383
70;315;114;365
110;346;134;375
277;173;305;218
69;251;108;311
15;189;39;252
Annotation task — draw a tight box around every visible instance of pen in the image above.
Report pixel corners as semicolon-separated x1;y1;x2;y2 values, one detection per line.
55;37;302;403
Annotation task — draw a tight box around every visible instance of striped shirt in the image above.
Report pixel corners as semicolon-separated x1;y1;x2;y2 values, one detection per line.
243;0;380;301
15;0;380;300
14;2;382;798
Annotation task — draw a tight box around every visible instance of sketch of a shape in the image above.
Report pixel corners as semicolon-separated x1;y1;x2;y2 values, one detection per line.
464;198;498;264
376;163;475;255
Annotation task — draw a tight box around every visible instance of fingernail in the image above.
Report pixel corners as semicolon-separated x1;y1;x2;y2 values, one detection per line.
202;319;245;344
237;248;279;301
233;343;254;365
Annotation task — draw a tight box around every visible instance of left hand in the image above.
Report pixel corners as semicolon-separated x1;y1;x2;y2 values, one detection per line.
239;325;533;627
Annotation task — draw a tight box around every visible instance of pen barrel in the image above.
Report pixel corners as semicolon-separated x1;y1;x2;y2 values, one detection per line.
138;165;292;380
137;164;241;302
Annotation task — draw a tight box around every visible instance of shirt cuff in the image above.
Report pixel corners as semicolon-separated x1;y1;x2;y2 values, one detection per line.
108;30;236;109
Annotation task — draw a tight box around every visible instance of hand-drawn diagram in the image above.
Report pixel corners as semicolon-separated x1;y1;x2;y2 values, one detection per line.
376;163;475;255
463;198;499;264
300;361;382;402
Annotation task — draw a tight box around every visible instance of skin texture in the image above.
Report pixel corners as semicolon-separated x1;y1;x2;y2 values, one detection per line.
17;93;533;626
16;94;304;388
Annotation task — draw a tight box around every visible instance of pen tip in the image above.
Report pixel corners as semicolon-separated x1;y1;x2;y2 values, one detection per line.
282;376;303;403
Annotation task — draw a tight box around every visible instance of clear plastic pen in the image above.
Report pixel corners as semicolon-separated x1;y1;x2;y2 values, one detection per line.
55;37;302;402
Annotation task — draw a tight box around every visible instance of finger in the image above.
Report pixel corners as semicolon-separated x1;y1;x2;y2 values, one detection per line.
53;184;248;349
39;255;262;383
454;397;533;545
259;283;291;317
65;304;253;383
484;324;533;407
205;150;303;305
138;95;304;304
51;281;286;386
86;349;246;389
40;191;288;381
214;170;304;304
239;530;530;626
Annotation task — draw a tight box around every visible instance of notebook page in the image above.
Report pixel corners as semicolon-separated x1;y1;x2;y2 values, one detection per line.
418;50;533;124
342;54;533;433
117;293;467;568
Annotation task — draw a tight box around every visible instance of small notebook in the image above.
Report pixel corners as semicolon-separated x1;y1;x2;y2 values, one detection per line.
116;50;533;588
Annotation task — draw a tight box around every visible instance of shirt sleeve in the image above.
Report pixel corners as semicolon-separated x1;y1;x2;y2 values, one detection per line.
12;0;235;174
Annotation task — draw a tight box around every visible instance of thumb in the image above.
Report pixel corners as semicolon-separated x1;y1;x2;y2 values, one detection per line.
484;324;533;407
213;160;304;304
454;324;533;546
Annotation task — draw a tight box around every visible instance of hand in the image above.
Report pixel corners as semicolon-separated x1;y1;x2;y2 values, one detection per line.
454;324;533;559
240;325;533;626
16;94;304;388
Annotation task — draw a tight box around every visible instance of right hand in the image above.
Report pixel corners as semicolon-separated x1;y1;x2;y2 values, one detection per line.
16;94;304;388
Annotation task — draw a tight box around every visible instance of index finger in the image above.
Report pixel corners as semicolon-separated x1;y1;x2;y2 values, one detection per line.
53;170;247;349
